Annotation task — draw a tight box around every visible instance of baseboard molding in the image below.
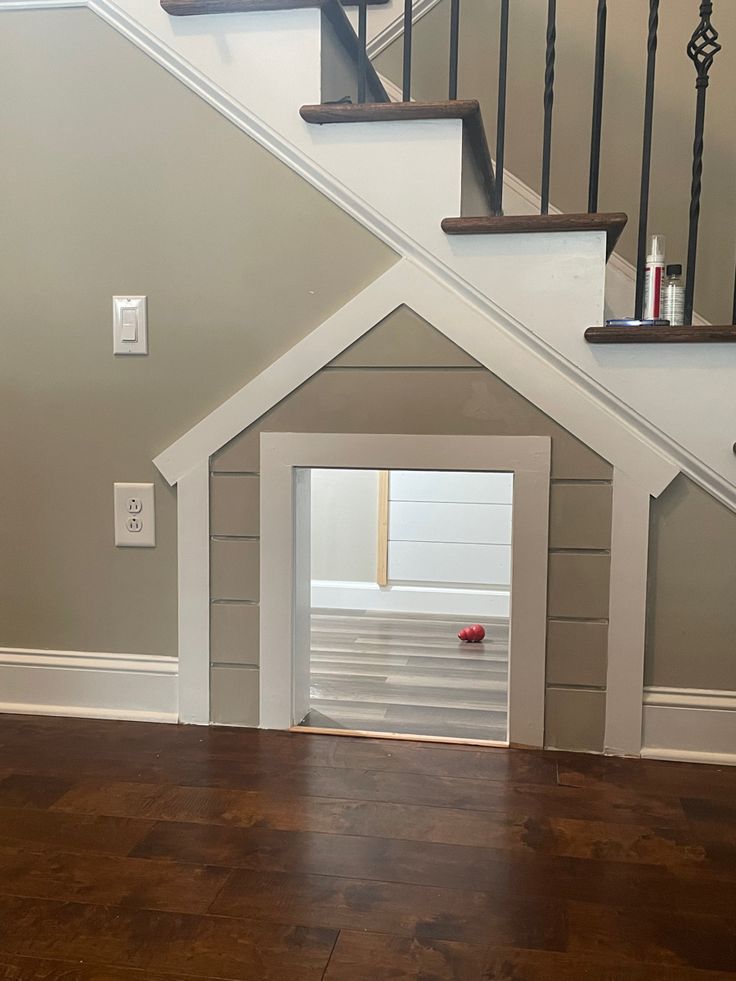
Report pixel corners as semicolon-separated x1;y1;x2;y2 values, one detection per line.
311;580;510;617
0;648;178;723
642;686;736;765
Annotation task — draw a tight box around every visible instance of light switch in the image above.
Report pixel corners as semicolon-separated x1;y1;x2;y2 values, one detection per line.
120;307;138;342
113;296;147;355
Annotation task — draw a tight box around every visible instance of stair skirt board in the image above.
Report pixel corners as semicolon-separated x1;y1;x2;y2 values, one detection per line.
0;649;178;723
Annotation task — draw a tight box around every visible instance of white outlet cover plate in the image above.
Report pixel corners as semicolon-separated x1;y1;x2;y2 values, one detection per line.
113;296;148;355
114;482;155;547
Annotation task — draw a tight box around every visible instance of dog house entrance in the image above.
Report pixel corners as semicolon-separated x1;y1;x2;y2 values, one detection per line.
301;468;513;742
259;433;550;748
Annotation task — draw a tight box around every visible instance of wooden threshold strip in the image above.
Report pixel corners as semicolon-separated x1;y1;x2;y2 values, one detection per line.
585;323;736;343
291;725;509;748
300;100;495;213
441;212;628;259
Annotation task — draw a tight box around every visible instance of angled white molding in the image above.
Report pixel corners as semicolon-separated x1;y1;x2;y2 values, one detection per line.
4;0;733;510
155;258;678;499
154;261;407;483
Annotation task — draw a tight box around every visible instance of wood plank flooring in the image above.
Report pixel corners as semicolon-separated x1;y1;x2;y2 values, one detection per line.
304;612;509;740
1;716;736;979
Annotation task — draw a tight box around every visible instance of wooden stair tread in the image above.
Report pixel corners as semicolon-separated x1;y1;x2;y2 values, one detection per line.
585;324;736;343
301;101;495;212
300;100;482;123
441;212;628;259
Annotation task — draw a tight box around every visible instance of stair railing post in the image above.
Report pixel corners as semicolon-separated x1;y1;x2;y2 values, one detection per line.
634;0;660;319
684;0;722;325
403;0;413;101
448;0;460;100
492;0;510;216
540;0;556;215
357;0;368;104
588;0;607;213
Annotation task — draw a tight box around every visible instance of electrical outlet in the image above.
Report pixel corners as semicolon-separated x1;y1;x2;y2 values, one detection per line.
114;483;155;547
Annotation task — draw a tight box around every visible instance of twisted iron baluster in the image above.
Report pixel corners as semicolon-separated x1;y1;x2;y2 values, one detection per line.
684;0;722;324
540;0;556;215
634;0;660;319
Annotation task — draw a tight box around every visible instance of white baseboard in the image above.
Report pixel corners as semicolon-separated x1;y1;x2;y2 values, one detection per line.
0;648;178;723
642;686;736;766
311;580;510;618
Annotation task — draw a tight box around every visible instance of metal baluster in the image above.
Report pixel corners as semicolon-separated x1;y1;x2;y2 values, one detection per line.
540;0;556;215
684;1;722;325
449;0;460;100
588;0;607;212
634;0;660;319
492;0;510;216
357;0;368;104
403;0;413;102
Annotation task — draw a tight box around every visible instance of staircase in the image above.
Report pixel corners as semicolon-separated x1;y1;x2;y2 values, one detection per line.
84;0;736;507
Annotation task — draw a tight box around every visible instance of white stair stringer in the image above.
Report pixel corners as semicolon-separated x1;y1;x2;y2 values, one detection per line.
3;0;736;509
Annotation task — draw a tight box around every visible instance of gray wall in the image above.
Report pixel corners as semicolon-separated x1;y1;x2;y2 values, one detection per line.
0;8;396;655
209;308;614;751
647;475;736;690
375;0;736;326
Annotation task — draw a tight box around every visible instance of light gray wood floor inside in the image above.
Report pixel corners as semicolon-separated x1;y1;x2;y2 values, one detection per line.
301;612;509;742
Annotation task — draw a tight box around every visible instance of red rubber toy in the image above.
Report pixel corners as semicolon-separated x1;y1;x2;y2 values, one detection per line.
457;624;486;643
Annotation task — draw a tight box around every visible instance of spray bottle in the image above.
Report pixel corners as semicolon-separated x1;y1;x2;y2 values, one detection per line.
642;234;666;321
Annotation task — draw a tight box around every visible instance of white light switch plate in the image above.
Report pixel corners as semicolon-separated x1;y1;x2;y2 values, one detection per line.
114;482;155;547
113;296;148;355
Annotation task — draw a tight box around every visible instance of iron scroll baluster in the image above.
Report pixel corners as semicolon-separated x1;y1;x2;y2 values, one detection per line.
634;0;660;319
540;0;556;215
684;0;722;325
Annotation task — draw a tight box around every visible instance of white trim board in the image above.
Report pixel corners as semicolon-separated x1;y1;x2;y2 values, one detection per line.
642;686;736;766
604;469;650;757
311;580;510;618
0;648;178;723
259;433;550;748
154;259;678;501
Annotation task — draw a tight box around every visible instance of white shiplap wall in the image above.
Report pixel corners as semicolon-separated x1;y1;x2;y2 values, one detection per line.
387;471;513;588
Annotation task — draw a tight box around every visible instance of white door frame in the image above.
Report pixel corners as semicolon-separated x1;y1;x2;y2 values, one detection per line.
259;432;551;747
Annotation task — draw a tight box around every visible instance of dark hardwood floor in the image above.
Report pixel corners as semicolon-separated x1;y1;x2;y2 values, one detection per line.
0;714;735;979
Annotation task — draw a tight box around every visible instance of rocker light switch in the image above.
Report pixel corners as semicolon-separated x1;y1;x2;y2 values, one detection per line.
113;296;147;355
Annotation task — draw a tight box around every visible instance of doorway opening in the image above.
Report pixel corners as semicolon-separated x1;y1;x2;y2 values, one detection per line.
301;469;513;742
259;433;549;749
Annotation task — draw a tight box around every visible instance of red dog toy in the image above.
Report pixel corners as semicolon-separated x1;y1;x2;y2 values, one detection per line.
458;624;486;643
